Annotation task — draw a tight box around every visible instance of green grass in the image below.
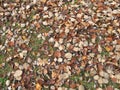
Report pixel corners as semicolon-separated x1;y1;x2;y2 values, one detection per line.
0;55;4;64
0;77;7;88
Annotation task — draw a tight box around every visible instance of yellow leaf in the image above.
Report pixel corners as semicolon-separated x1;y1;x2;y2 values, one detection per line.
52;71;57;78
82;56;87;60
36;83;42;90
22;36;26;40
105;46;111;52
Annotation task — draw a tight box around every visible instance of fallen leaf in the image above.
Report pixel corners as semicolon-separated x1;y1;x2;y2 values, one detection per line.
0;7;5;12
36;83;42;90
52;71;57;78
105;86;114;90
105;46;111;52
82;55;87;60
54;51;61;58
8;41;14;47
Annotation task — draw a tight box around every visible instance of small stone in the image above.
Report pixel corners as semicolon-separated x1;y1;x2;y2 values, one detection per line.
78;85;85;90
6;80;10;86
94;75;99;80
58;58;63;62
65;53;72;59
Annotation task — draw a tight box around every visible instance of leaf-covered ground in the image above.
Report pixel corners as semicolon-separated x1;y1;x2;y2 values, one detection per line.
0;0;120;90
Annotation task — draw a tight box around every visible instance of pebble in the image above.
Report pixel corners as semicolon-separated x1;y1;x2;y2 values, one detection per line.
78;85;85;90
65;53;72;59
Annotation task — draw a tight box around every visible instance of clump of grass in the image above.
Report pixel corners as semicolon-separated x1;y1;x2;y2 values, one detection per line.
0;77;7;88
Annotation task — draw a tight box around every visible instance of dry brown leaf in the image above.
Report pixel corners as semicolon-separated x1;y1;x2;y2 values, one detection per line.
52;71;57;78
105;86;114;90
82;55;87;60
97;63;103;71
36;83;42;90
106;37;113;41
105;46;113;52
54;51;61;58
111;77;117;83
70;83;77;89
0;7;5;12
8;41;14;47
